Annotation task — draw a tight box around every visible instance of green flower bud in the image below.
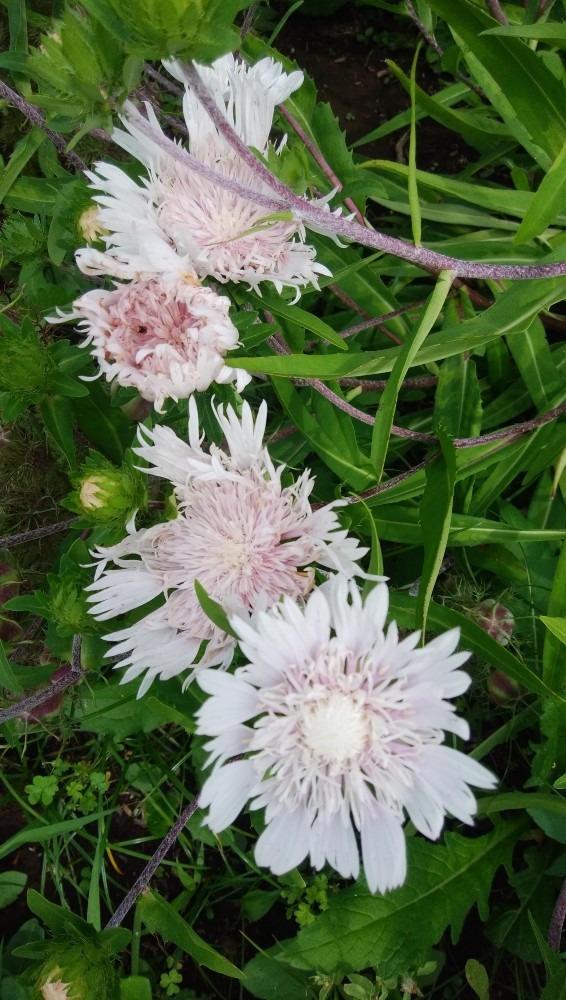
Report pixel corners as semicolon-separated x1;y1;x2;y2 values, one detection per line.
34;939;119;1000
66;452;147;527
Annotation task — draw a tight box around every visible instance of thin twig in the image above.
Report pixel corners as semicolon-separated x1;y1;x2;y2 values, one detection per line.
0;635;83;724
548;877;566;951
130;72;566;279
0;518;77;550
8;615;42;662
0;80;87;172
105;795;201;928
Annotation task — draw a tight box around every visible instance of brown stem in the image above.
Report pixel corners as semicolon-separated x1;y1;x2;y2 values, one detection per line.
277;103;365;225
346;458;435;503
405;0;443;56
0;518;77;550
143;64;183;98
129;79;566;279
239;4;259;42
0;80;87;172
0;636;83;724
329;286;403;345
105;795;200;928
486;0;508;24
548;876;566;951
339;375;438;391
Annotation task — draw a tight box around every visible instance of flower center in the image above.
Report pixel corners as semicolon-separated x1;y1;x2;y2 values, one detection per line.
300;690;370;769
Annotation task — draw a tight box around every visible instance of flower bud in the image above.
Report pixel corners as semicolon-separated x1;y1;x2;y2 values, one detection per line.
67;453;147;527
34;940;120;1000
487;669;522;705
40;971;70;999
471;600;514;646
77;206;106;244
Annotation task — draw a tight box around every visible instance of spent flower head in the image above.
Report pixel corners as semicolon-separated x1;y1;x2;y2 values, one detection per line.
76;54;331;295
87;398;368;696
195;576;496;894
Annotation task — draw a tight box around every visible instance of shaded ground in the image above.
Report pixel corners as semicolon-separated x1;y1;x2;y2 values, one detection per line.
276;3;476;171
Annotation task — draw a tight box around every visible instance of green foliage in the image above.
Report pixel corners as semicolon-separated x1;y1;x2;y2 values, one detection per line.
1;1;566;996
278;821;523;978
80;0;254;63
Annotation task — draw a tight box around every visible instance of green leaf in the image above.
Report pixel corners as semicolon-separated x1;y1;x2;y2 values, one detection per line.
465;959;490;1000
248;291;348;352
515;137;566;243
417;429;456;632
371;271;454;481
434;354;482;440
194;579;238;639
231;277;566;379
0;128;45;206
244;946;313;1000
27;889;94;937
482;23;566;42
0;871;27;909
279;821;523;977
120;978;152;1000
39;396;77;470
71;381;132;463
272;378;374;492
0;640;23;693
543;543;566;692
541;616;566;646
506;317;561;411
486;845;560;963
138;889;245;979
0;811;113;862
429;0;566;169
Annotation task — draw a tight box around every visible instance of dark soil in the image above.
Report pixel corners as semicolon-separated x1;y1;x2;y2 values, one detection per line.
276;3;477;171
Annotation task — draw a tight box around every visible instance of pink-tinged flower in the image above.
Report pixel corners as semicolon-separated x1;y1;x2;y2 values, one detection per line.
75;54;331;295
86;400;368;696
196;576;497;894
55;276;249;411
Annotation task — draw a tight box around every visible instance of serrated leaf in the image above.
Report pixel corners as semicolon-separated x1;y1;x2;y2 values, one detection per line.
138;889;244;978
279;821;523;977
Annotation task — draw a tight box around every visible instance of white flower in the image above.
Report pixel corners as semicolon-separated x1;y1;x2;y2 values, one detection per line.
195;576;497;894
75;54;331;295
86;400;368;696
53;276;249;411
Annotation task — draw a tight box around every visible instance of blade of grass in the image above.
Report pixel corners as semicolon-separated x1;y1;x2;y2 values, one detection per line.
370;270;454;481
